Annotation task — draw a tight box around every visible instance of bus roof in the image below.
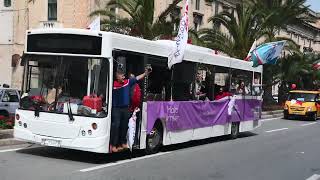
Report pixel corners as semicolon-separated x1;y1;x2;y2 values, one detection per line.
26;28;263;73
289;90;320;94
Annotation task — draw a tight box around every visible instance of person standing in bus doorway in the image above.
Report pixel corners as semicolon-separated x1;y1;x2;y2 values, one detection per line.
110;67;151;153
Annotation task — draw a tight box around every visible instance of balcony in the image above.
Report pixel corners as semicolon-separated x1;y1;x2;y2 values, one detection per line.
39;21;63;29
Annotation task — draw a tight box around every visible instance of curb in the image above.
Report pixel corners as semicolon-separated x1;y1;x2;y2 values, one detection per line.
0;138;25;147
0;129;25;147
261;110;283;120
261;110;283;116
0;129;13;135
261;114;283;119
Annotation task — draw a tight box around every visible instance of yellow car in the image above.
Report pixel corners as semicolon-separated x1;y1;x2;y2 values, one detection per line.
284;90;320;121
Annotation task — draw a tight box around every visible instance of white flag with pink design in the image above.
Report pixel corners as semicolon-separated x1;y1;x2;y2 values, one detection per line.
168;0;189;69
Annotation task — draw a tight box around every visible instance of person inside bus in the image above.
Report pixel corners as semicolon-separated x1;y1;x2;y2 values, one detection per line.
191;72;206;100
110;67;151;153
128;73;142;113
236;80;249;95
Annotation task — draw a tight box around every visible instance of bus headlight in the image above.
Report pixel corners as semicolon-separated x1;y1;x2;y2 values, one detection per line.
307;107;313;112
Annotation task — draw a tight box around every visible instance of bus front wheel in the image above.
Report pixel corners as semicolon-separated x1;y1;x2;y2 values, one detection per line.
145;122;163;154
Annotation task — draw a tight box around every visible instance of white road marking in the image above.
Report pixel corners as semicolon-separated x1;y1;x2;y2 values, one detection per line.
265;128;289;133
261;117;280;122
306;174;320;180
0;148;25;153
80;152;171;172
301;122;317;127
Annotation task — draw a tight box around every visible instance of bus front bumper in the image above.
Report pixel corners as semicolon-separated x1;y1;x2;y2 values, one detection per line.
14;127;109;153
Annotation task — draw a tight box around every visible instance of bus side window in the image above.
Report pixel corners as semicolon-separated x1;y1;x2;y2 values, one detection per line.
213;66;231;99
231;69;252;95
253;72;262;96
146;56;171;101
195;63;214;101
172;62;196;101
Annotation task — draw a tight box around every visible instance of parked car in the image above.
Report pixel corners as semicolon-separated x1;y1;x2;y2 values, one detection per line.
0;88;20;117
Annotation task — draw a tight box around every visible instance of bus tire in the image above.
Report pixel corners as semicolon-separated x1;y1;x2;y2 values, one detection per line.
230;122;240;139
145;121;163;154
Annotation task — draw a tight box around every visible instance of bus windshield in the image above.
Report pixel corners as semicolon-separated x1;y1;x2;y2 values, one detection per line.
21;55;109;117
288;93;317;102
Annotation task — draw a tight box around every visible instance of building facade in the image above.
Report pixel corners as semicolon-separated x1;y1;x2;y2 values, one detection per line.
0;0;14;86
0;0;98;88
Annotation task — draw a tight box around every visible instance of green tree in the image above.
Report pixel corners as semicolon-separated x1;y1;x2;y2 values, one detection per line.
247;0;314;41
276;53;320;103
90;0;182;40
197;4;264;59
246;0;316;105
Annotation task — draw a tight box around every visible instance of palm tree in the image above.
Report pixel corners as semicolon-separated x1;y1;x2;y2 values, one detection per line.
247;0;315;41
90;0;183;40
197;4;264;59
276;53;320;103
245;0;316;105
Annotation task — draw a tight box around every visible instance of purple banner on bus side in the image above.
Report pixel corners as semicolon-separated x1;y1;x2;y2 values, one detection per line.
146;97;262;133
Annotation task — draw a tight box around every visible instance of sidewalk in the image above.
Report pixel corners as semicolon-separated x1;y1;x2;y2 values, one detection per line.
261;110;283;119
0;129;24;147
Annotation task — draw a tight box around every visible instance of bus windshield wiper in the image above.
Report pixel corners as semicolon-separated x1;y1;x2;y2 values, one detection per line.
67;100;74;121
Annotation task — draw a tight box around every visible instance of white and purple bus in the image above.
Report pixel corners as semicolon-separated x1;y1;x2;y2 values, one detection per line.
14;28;263;154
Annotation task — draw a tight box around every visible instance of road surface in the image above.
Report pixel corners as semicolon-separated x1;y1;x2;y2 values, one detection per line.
1;118;320;180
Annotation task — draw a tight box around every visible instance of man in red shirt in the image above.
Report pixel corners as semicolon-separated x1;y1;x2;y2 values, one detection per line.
110;68;151;153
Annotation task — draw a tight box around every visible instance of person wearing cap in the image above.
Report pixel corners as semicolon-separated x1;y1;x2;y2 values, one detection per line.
110;67;151;153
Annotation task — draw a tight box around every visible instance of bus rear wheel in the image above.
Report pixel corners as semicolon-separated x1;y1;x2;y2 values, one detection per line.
230;122;240;139
145;122;163;154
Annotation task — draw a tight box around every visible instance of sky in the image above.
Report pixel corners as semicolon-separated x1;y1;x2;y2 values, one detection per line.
305;0;320;12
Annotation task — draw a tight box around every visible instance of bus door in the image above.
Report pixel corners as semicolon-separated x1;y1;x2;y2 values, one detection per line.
112;50;145;148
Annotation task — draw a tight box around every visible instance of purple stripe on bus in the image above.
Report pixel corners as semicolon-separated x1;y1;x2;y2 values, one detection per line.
146;98;262;133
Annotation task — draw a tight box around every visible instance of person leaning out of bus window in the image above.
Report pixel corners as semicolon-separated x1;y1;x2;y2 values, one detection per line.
110;67;151;153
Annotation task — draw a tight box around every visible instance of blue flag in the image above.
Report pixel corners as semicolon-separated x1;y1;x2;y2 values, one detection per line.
251;41;286;67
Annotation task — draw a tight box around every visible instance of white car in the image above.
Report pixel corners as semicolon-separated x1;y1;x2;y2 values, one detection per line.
0;88;20;117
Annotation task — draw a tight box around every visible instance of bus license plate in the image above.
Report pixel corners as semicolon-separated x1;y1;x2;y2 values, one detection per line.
41;139;61;147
